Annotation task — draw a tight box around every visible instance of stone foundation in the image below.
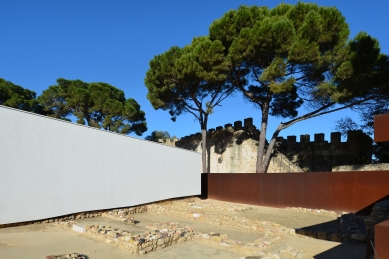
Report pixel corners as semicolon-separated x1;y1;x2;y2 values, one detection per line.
0;196;196;229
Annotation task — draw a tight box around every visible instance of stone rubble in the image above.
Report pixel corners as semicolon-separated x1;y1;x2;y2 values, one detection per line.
45;253;87;259
94;199;349;246
340;213;360;232
0;197;195;229
365;200;389;236
243;246;306;259
146;203;289;241
34;198;368;258
0;211;105;229
279;246;305;258
84;223;195;255
189;199;254;212
285;207;338;217
55;218;288;257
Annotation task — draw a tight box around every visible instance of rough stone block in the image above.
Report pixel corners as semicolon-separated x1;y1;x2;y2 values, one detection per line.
72;224;85;233
287;136;297;143
331;132;341;143
300;134;310;143
234;121;242;130
314;133;325;143
244;118;253;128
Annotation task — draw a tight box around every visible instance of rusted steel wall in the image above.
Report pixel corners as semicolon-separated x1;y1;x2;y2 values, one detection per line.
202;171;389;213
374;113;389;143
375;220;389;259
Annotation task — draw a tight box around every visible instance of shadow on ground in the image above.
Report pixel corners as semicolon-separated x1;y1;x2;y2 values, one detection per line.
314;242;372;259
294;216;372;259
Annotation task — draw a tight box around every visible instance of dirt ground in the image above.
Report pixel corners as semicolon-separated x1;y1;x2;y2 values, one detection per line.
0;201;368;259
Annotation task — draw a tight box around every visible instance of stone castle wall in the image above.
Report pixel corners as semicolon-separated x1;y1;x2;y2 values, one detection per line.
277;129;372;172
333;163;389;172
163;118;372;173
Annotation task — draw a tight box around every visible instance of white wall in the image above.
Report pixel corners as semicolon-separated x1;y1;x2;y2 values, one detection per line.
0;106;201;224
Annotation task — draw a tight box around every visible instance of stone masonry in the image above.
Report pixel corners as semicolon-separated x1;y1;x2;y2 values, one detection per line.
163;118;372;172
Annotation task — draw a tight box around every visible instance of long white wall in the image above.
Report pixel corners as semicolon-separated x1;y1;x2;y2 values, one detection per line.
0;106;201;224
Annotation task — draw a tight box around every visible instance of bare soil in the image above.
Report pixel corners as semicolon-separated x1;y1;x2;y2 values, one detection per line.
0;201;368;259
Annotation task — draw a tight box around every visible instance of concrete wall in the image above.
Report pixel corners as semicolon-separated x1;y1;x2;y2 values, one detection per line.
0;106;201;225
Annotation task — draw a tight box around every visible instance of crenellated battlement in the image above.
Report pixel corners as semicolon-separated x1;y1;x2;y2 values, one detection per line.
176;118;258;144
275;130;363;145
160;118;372;173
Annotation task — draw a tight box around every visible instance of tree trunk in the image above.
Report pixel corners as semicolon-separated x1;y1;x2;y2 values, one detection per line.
256;102;270;173
201;114;208;173
262;126;282;173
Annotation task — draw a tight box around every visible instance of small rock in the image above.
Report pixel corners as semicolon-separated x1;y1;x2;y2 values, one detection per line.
201;233;210;239
330;233;342;242
351;233;366;242
211;236;223;242
220;233;228;240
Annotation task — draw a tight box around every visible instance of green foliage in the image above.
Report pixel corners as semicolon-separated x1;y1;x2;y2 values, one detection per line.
333;33;389;103
145;130;174;142
145;36;235;173
209;3;356;117
0;78;47;114
39;78;147;135
207;3;388;172
145;36;232;122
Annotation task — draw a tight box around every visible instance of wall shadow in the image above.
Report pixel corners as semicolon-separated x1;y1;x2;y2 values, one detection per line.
294;219;370;259
356;194;389;216
313;242;370;259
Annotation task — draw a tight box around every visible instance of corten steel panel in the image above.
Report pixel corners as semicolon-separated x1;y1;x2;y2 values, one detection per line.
245;174;262;205
219;174;236;202
207;174;222;200
205;171;389;213
353;171;389;214
301;172;330;210
326;172;357;212
374;113;389;143
375;220;389;259
278;173;303;208
261;174;283;208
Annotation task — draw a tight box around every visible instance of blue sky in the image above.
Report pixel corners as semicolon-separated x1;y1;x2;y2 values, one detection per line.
1;1;388;141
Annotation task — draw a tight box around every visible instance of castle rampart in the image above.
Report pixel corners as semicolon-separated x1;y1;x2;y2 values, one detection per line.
165;118;372;173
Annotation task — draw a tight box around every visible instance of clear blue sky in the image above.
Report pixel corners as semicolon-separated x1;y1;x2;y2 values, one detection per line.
1;1;388;141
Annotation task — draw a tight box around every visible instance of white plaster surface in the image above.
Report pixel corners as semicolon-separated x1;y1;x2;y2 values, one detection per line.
0;106;201;224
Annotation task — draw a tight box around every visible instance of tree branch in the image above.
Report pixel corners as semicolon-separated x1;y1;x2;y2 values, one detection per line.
278;96;376;131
